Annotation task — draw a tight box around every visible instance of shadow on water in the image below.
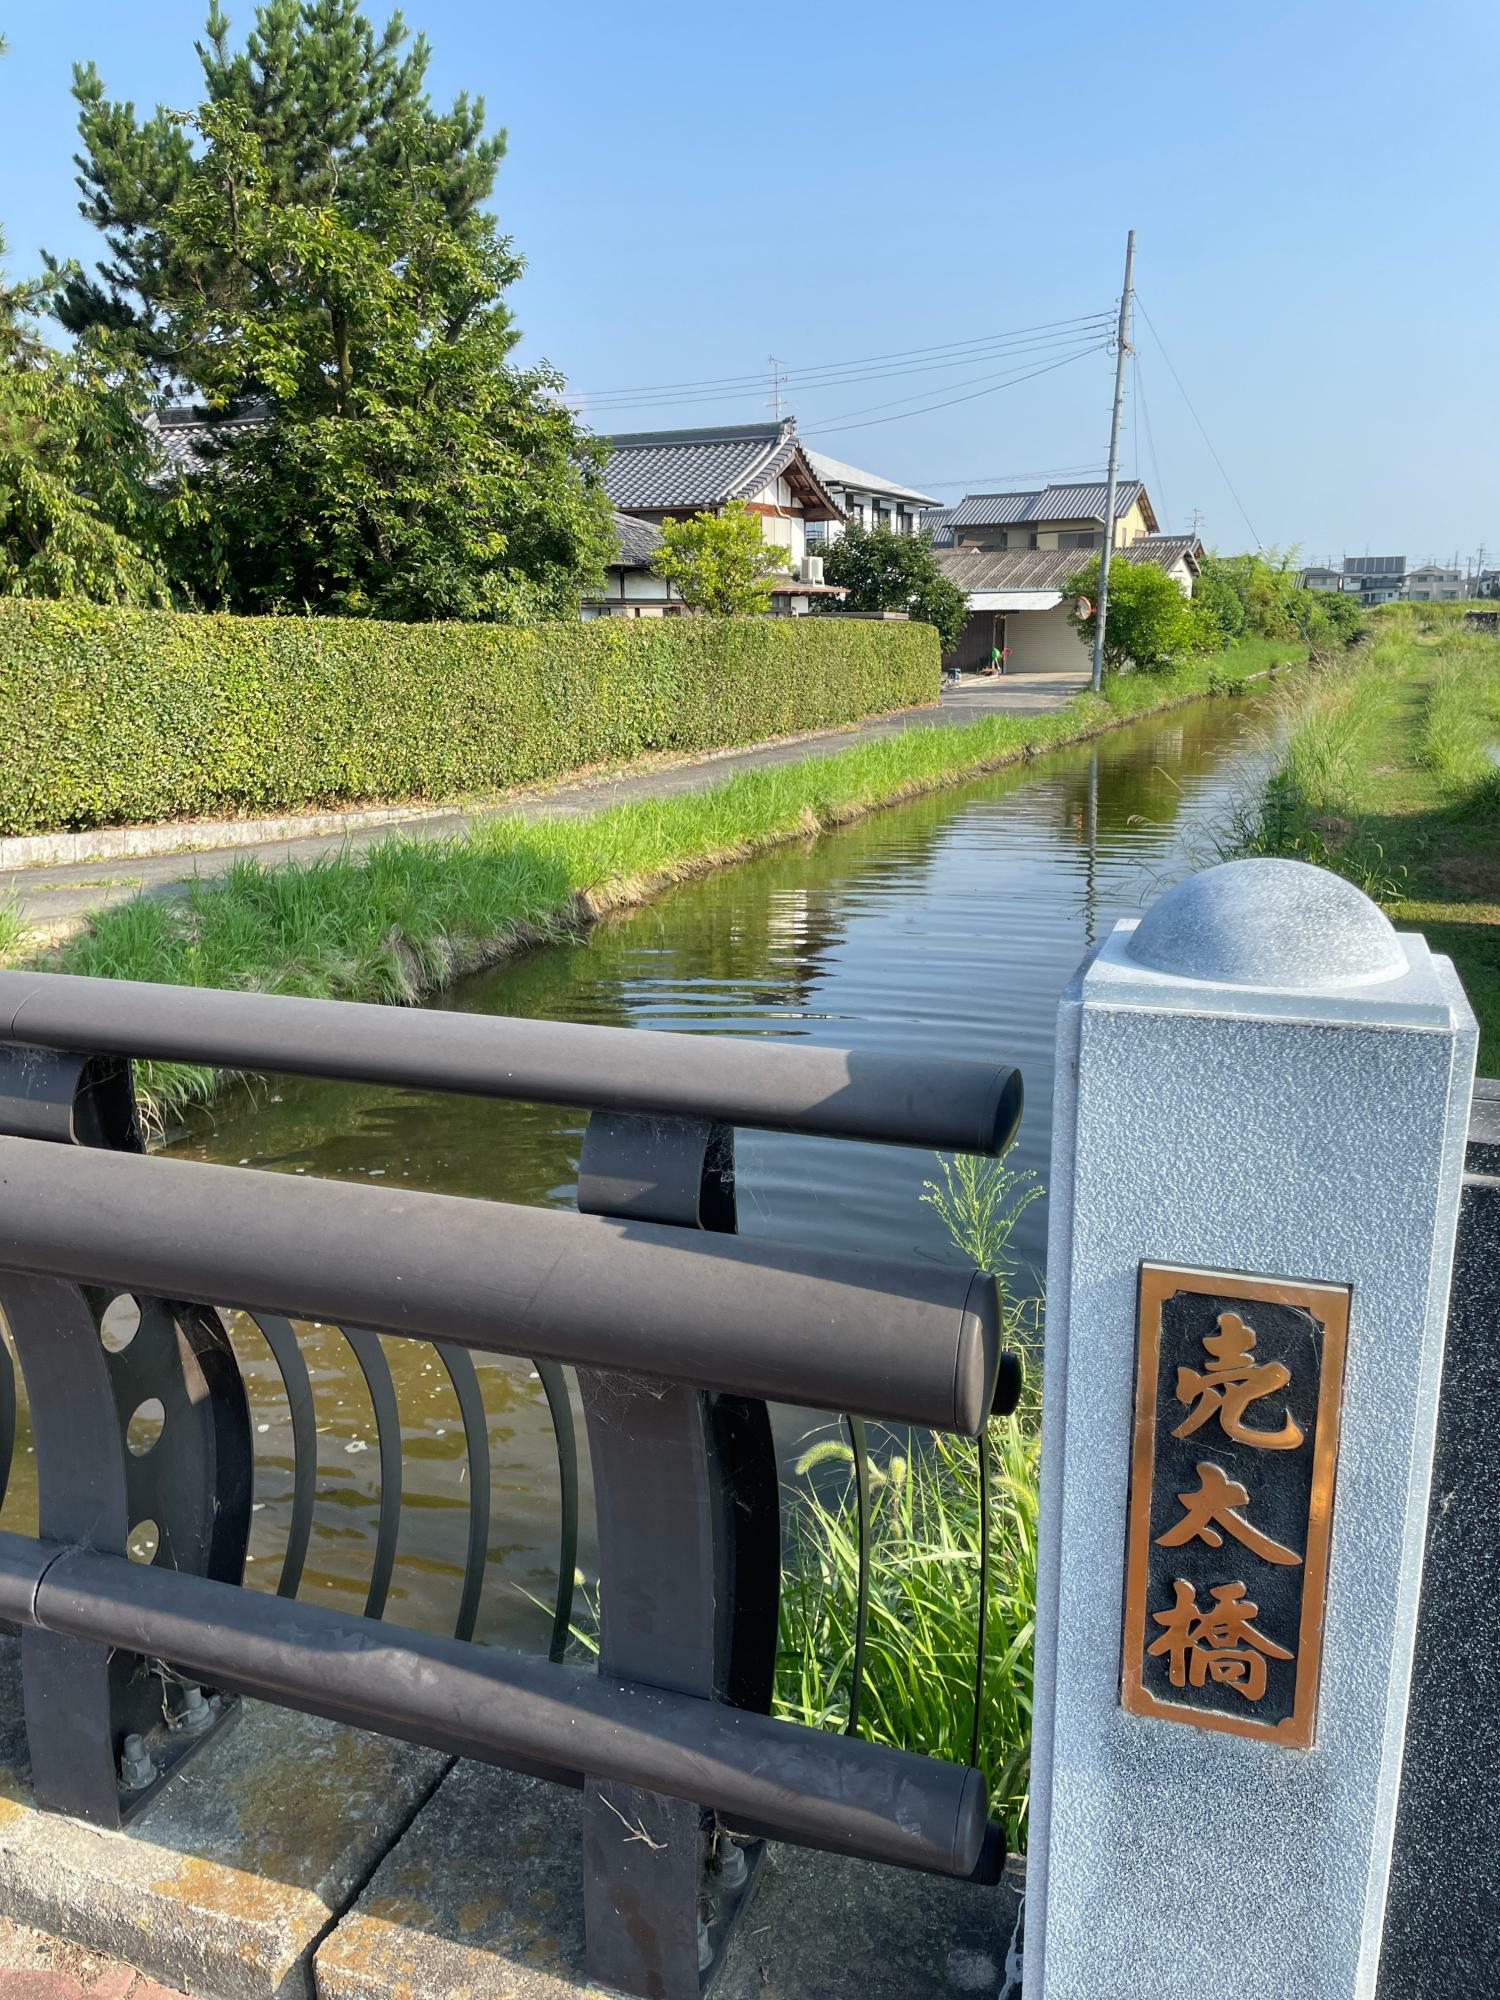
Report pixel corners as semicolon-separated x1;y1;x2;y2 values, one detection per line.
0;692;1282;1650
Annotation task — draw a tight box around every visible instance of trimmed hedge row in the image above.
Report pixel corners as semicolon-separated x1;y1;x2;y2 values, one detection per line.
0;603;938;836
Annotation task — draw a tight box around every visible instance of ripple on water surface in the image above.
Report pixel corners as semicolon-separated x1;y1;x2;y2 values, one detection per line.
1;697;1278;1644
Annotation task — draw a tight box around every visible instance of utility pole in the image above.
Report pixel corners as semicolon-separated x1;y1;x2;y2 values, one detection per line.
1091;229;1136;695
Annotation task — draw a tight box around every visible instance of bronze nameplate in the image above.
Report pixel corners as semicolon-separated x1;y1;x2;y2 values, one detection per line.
1121;1263;1350;1747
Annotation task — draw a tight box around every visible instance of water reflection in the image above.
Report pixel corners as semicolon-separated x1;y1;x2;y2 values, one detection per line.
1;694;1275;1650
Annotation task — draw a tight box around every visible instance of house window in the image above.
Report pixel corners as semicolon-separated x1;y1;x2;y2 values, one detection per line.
1060;531;1103;550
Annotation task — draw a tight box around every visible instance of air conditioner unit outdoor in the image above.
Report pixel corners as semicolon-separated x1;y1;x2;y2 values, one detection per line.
801;555;824;585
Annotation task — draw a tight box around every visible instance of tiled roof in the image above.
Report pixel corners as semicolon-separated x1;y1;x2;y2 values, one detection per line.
946;481;1149;530
921;507;955;547
602;420;840;517
934;547;1098;591
609;510;663;569
936;538;1181;593
803;449;939;507
1127;533;1202;570
143;403;273;482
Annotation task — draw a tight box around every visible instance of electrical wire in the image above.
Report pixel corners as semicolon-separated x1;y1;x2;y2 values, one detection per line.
912;462;1108;489
582;334;1112;420
577;312;1112;405
1134;295;1260;549
580;324;1114;421
1135;296;1339;655
800;341;1110;439
799;335;1108;432
1134;347;1169;532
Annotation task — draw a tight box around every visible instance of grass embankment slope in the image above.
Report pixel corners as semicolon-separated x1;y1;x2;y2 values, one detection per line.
26;635;1300;1123
1237;612;1500;1065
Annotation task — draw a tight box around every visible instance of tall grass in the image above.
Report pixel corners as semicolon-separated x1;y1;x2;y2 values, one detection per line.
0;902;25;963
775;1148;1043;1848
1419;638;1500;787
1226;647;1411;897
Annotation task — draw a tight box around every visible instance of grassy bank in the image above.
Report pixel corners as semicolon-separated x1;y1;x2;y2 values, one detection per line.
31;633;1308;1125
1230;619;1500;1064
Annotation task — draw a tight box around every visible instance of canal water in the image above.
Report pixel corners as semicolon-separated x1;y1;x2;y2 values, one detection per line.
0;693;1276;1649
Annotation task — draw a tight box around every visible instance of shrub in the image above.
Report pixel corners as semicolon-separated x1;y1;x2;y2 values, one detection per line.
1066;556;1200;672
0;600;938;836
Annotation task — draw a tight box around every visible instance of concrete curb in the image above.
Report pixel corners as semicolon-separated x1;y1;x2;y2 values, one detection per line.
0;1643;449;2000
313;1758;1024;2000
0;802;459;872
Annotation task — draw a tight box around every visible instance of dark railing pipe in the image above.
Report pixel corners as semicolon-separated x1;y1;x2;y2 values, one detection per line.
5;1535;991;1880
0;970;1021;1157
0;1136;1000;1433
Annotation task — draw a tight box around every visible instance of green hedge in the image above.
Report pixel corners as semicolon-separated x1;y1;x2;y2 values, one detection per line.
0;603;938;836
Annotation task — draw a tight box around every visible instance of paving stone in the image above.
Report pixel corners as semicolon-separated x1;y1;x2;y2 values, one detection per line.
0;1913;185;1996
315;1758;1023;2000
0;1637;448;2000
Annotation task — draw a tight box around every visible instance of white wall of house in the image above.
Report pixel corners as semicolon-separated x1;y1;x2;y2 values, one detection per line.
746;473;808;564
810;484;925;545
1004;601;1093;673
1407;567;1465;600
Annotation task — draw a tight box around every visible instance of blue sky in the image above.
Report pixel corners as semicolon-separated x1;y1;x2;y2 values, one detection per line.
3;1;1496;563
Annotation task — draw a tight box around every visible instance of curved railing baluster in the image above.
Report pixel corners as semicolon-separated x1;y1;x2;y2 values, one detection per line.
971;1425;992;1772
535;1358;579;1664
0;1331;16;1517
343;1327;403;1622
844;1414;871;1737
434;1340;492;1644
247;1313;318;1600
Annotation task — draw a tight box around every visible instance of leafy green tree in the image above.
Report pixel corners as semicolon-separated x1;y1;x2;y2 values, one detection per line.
60;3;612;619
0;29;165;604
1065;556;1199;672
650;501;792;615
817;522;969;651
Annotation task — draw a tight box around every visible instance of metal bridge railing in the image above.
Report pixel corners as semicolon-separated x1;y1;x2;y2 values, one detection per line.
0;968;1025;1999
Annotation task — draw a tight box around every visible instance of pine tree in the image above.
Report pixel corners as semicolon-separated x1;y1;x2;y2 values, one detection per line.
58;4;612;620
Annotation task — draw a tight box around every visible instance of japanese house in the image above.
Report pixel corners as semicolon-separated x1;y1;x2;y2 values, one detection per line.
926;482;1200;674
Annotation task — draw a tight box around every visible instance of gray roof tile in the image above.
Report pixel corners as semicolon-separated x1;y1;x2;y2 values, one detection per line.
936;538;1182;593
803;449;939;507
1128;533;1202;569
934;547;1097;591
946;480;1148;529
143;403;272;483
609;510;663;569
602;420;839;516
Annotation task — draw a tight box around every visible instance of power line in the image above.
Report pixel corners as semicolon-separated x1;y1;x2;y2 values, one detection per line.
1134;295;1261;550
914;461;1108;489
802;342;1110;440
1134;347;1169;530
577;312;1113;404
799;335;1109;431
580;324;1115;419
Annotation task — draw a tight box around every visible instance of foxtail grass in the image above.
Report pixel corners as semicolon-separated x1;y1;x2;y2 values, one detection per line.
775;1147;1044;1849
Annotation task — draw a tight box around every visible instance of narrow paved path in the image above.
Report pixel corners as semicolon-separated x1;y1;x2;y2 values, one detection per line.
3;673;1089;932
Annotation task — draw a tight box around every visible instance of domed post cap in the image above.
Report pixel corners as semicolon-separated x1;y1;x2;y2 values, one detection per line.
1125;859;1406;989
